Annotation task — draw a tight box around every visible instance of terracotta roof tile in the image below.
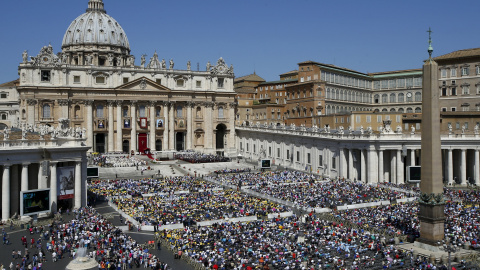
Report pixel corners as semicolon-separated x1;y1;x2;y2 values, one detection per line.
434;47;480;61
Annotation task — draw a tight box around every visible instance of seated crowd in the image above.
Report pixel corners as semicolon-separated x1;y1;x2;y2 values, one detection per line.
90;155;147;168
175;151;230;163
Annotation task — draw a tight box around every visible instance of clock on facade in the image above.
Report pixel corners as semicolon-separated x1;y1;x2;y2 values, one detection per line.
406;92;412;98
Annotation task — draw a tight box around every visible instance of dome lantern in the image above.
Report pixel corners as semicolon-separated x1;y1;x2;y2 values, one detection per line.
86;0;106;14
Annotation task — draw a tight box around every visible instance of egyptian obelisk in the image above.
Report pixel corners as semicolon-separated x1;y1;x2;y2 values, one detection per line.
417;28;445;247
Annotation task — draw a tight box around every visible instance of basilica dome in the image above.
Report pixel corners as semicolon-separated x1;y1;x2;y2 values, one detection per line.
62;0;130;53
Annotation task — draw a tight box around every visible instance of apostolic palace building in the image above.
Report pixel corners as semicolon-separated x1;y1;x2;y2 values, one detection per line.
16;0;237;157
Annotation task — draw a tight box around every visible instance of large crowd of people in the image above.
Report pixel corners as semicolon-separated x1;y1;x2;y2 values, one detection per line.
175;151;230;163
82;169;480;270
1;207;171;270
90;155;147;168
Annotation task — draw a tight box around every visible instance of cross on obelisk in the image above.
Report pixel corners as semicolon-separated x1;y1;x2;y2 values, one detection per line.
416;27;445;247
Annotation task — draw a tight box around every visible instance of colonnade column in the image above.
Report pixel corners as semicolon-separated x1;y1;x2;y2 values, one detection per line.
460;149;467;185
50;162;58;214
75;161;82;209
11;165;19;217
227;102;236;150
130;101;137;153
410;149;415;166
378;150;384;183
162;102;169;151
205;102;214;151
21;163;29;192
116;101;123;152
391;151;397;183
107;101;114;153
368;149;378;183
396;150;404;184
475;150;480;186
186;102;193;150
149;102;156;151
38;163;46;189
448;149;453;185
360;149;366;182
2;165;11;221
339;148;347;179
348;149;354;180
169;102;175;150
85;100;94;152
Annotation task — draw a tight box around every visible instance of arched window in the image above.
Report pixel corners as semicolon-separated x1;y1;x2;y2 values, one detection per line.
196;107;202;118
74;105;81;119
390;108;396;112
398;93;405;103
123;106;129;117
218;107;224;118
176;106;183;118
390;93;396;103
374;94;380;104
1;113;6;120
415;107;422;113
382;94;388;103
326;88;331;99
382;108;388;112
398;108;404;113
139;105;146;118
22;109;26;119
43;104;51;118
96;104;104;118
407;107;413;113
415;92;422;102
156;106;161;117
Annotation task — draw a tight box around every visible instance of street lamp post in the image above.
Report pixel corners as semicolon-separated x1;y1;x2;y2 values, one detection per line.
439;237;459;270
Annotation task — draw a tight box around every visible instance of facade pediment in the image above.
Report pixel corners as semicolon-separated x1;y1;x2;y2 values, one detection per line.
116;77;171;92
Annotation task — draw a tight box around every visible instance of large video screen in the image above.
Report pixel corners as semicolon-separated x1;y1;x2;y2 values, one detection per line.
261;159;271;169
21;189;50;216
87;167;99;178
408;166;421;183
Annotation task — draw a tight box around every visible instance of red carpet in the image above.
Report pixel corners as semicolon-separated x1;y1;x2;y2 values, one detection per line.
146;152;155;160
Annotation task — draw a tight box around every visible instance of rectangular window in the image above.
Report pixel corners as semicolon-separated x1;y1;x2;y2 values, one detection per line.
396;115;401;122
463;86;469;95
476;66;480;75
246;143;249;151
406;78;413;88
416;123;421;130
73;75;81;83
253;144;256;153
451;87;457;96
217;78;224;88
366;116;371;123
456;122;460;129
462;67;470;76
0;93;6;99
356;116;361;123
442;88;447;96
477;85;480;94
332;157;336;169
465;122;469;129
307;76;311;81
95;76;105;84
452;107;456;112
123;77;129;84
377;115;382;123
307;153;311;164
287;150;290;160
269;147;272;156
240;142;243;150
296;151;300;162
441;69;447;78
277;148;280;158
451;68;457;77
300;77;304;82
41;70;51;82
176;79;185;87
156;79;162;85
319;155;323;166
442;107;447;112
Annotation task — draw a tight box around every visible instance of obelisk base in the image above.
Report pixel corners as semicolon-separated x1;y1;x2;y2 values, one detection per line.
417;202;445;248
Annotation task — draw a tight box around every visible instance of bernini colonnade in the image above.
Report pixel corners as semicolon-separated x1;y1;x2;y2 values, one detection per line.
237;125;480;185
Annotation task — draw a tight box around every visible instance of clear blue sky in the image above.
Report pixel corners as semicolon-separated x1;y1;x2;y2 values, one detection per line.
0;0;478;83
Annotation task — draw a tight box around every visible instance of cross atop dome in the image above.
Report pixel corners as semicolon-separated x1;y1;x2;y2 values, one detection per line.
87;0;106;14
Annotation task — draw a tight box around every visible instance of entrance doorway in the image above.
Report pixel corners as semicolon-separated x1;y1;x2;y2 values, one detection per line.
122;140;129;154
215;124;227;149
176;132;185;151
95;133;105;153
156;139;162;151
138;133;148;154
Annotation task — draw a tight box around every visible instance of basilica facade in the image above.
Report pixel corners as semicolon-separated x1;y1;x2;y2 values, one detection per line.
17;0;237;156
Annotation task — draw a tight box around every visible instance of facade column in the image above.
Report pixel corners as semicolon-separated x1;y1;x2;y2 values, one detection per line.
2;165;11;221
162;102;169;151
116;101;123;152
149;102;156;151
461;149;467;185
186;102;193;150
360;149;366;182
448;149;453;185
21;163;29;192
75;161;82;209
410;149;415;166
227;102;236;150
26;99;37;126
107;101;114;153
169;102;175;150
85;100;94;152
368;149;378;183
396;149;404;184
130;101;137;153
378;149;384;183
391;151;397;183
38;163;46;189
348;149;354;180
50;162;58;214
205;102;214;152
475;150;480;186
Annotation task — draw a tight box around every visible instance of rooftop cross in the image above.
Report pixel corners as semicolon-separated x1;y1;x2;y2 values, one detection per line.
427;27;433;59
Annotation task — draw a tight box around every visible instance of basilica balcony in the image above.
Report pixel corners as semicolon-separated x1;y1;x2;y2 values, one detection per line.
214;117;228;123
40;117;54;122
